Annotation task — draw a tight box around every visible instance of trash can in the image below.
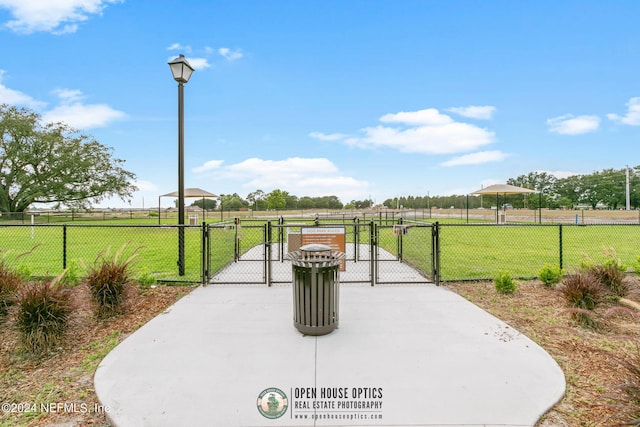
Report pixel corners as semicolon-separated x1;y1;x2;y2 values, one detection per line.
286;244;345;336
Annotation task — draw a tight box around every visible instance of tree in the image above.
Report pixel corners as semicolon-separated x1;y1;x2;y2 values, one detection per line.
190;198;217;210
298;196;314;209
0;104;136;214
220;193;248;211
284;192;298;209
265;189;286;210
507;171;557;208
246;189;266;210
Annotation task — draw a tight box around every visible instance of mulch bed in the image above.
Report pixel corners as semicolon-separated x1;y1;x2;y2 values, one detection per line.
0;283;193;427
447;279;640;426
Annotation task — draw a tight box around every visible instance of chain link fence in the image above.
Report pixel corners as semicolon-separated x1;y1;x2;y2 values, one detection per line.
3;218;637;286
436;223;640;281
0;224;207;283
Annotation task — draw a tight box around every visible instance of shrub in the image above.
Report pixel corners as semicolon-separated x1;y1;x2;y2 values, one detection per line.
86;245;138;318
538;264;563;287
587;248;628;298
559;271;603;327
14;264;32;280
560;271;603;310
16;280;71;355
589;264;628;298
60;260;84;288
137;267;156;288
0;260;22;318
494;270;516;294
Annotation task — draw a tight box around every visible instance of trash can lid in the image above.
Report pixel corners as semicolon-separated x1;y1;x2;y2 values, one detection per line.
300;243;332;252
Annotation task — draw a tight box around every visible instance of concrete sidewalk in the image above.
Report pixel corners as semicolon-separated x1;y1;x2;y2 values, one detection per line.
94;282;565;427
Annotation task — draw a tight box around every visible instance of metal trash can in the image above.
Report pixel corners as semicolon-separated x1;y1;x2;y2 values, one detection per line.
286;244;345;336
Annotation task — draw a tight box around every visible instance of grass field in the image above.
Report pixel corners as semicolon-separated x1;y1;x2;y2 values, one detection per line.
1;218;639;284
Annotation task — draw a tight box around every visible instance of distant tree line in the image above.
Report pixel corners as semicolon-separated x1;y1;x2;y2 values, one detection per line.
190;189;349;211
187;167;640;212
380;167;640;210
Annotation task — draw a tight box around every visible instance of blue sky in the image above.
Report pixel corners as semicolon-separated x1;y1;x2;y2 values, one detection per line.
1;1;639;208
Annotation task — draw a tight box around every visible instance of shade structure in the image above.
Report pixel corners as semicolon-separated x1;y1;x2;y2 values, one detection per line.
470;184;537;224
471;183;536;195
161;188;218;198
158;188;219;224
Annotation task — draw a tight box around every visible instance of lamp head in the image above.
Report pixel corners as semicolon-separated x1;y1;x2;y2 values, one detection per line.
168;54;194;84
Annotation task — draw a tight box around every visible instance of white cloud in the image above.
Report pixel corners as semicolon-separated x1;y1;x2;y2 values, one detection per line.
607;97;640;125
380;108;453;126
447;105;496;120
167;53;209;71
192;160;224;173
0;0;121;34
167;43;192;54
194;157;368;200
218;47;243;61
336;108;495;155
52;88;83;103
309;132;349;141
226;157;339;177
42;88;126;128
0;74;125;129
547;114;600;135
0;70;46;108
184;57;210;71
440;150;510;167
167;44;242;67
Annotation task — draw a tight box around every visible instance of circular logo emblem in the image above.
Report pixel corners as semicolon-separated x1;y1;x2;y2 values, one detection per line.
257;387;288;419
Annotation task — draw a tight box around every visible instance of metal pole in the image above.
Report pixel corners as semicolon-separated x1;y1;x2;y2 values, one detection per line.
559;224;563;270
177;81;185;276
626;166;631;211
63;225;67;270
539;192;542;224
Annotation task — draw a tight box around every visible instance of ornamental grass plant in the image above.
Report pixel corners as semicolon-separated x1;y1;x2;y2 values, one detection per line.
85;244;139;318
16;278;71;355
0;260;21;318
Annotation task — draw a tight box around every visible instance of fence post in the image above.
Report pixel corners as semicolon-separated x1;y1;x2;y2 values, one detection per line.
266;221;272;286
397;217;403;261
432;222;440;286
369;221;376;286
559;224;563;270
353;217;360;262
62;225;67;270
279;216;285;261
201;222;208;284
234;218;240;262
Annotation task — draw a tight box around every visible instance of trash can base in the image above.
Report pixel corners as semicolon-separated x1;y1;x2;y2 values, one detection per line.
294;321;338;336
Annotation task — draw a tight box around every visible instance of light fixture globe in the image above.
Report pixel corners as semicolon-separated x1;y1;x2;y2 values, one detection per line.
168;54;194;84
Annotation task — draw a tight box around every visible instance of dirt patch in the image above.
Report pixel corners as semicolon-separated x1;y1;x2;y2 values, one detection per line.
0;283;193;427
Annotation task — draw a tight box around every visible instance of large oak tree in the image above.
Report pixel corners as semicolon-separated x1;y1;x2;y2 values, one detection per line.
0;104;137;214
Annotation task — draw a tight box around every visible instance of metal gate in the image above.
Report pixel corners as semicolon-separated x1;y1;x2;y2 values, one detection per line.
205;219;437;285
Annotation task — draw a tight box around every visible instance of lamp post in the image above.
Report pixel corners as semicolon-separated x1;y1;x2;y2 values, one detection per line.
168;54;194;276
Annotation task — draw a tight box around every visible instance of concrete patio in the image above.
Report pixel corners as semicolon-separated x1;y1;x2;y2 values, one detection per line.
95;274;565;426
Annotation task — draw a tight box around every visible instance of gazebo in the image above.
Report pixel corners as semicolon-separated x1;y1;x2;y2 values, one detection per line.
158;188;218;224
470;184;537;224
